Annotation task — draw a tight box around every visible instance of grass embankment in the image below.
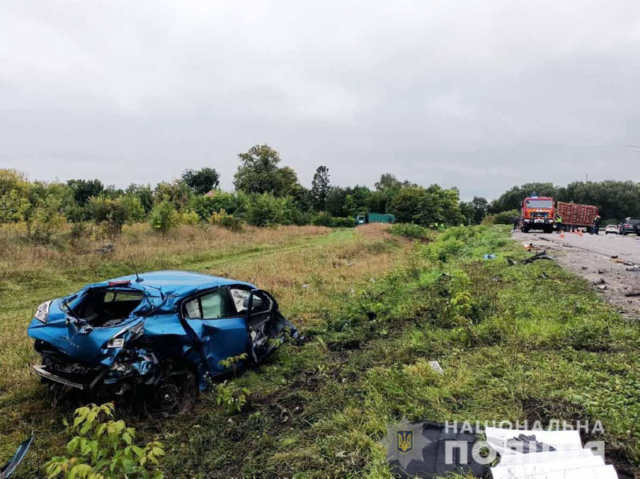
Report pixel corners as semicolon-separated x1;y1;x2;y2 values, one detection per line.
2;224;640;477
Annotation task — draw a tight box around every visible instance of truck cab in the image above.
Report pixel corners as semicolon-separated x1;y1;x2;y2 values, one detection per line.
521;196;555;233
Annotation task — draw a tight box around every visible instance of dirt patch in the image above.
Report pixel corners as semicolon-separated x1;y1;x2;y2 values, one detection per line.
521;397;587;426
513;231;640;320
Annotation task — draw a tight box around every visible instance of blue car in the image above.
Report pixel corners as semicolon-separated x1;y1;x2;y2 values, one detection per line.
28;271;299;411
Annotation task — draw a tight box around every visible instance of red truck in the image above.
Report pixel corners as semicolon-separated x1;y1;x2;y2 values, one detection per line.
520;196;555;233
520;196;599;233
556;202;599;231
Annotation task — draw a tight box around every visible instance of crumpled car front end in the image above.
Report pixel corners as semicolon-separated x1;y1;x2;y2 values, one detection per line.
26;278;179;403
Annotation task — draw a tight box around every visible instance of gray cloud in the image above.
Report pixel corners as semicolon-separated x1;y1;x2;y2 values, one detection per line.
1;0;639;199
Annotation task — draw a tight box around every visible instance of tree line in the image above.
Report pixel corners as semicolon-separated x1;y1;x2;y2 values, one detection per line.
1;144;476;241
4;145;635;241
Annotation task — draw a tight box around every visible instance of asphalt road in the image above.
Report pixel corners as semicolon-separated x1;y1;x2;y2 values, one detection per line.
512;230;640;319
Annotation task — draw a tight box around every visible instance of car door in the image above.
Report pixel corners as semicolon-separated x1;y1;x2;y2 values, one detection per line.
181;287;249;376
228;285;280;362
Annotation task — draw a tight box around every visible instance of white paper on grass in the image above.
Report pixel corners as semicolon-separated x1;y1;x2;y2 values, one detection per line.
498;464;618;479
490;455;604;479
496;449;596;466
485;427;583;455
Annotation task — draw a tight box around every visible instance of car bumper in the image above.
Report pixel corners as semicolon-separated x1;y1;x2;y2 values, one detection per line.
32;364;86;390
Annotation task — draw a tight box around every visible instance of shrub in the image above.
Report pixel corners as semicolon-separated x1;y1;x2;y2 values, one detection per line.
119;195;146;223
390;223;432;240
89;197;129;237
311;212;333;227
311;214;356;227
179;209;200;225
150;200;179;235
331;216;356;227
286;208;312;226
25;196;67;244
45;403;164;479
190;192;240;221
210;209;243;231
245;193;286;226
491;209;520;225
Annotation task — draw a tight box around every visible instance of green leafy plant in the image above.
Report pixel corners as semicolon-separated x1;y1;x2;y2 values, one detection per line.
218;352;248;375
215;381;250;414
45;403;165;479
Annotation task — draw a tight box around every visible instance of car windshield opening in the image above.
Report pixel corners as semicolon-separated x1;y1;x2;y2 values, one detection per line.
71;288;144;327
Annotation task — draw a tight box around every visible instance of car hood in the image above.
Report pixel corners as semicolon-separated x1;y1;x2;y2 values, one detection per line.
27;297;147;363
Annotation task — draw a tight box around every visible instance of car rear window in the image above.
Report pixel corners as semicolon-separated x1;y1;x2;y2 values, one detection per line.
104;291;144;303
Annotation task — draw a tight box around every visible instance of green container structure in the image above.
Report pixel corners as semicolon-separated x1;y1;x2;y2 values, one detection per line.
355;212;396;225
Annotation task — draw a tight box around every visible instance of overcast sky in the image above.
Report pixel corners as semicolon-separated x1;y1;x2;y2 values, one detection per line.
1;1;639;200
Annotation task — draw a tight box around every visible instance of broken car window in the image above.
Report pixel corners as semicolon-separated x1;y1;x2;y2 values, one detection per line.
230;288;251;313
229;287;270;314
71;288;145;327
104;291;144;303
184;298;201;319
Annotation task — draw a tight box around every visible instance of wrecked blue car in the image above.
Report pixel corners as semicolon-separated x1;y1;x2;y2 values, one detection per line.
28;271;299;411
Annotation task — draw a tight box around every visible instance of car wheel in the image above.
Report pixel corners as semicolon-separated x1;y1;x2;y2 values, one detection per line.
148;363;198;417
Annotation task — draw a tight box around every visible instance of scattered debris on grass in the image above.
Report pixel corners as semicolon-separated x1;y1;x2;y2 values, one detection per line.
0;435;33;479
524;250;554;264
383;420;489;478
488;427;619;479
428;360;443;375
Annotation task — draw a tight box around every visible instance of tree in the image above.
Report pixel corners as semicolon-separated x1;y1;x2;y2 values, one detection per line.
459;201;474;225
89;196;130;237
471;196;489;224
311;166;331;210
233;144;283;195
375;173;402;192
126;184;154;214
67;179;104;206
390;184;464;226
0;169;30;222
154;181;193;211
182;168;220;195
275;166;299;196
389;186;425;223
326;187;349;217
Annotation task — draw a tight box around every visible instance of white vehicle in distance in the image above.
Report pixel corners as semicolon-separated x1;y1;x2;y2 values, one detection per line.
605;224;619;235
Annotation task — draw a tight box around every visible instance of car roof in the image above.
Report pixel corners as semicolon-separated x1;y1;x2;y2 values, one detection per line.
103;270;255;297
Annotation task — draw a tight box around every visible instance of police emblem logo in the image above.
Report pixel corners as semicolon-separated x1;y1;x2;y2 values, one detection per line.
397;430;413;453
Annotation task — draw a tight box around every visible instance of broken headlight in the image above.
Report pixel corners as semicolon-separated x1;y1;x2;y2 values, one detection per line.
106;337;125;349
34;300;52;323
106;321;144;348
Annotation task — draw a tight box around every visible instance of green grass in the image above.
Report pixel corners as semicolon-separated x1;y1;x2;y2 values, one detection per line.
3;224;640;477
